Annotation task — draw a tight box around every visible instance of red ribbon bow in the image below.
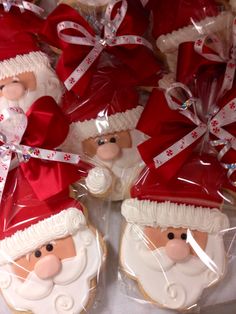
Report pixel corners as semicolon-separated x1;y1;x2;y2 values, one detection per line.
42;1;160;97
137;85;236;185
177;16;236;96
4;96;90;201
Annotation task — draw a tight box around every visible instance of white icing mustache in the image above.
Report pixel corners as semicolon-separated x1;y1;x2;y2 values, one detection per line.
16;247;87;301
138;244;210;276
138;246;175;272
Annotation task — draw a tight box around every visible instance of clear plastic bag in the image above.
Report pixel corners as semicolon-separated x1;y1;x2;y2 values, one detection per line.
41;0;161;98
0;3;106;314
146;0;233;74
59;58;148;202
118;62;236;311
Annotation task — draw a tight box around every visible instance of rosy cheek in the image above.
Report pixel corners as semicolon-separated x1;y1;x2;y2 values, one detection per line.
144;228;168;250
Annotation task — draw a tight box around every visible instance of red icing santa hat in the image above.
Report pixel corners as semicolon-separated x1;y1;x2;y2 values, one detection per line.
0;168;85;265
147;0;232;54
0;2;49;80
122;153;230;233
64;65;143;141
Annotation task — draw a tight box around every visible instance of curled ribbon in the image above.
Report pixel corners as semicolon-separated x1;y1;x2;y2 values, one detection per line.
153;83;236;185
0;107;80;203
0;0;43;15
194;17;236;97
57;0;153;91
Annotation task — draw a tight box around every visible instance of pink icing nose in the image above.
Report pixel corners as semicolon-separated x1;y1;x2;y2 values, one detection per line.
165;239;190;262
2;82;25;101
34;255;62;280
96;143;120;161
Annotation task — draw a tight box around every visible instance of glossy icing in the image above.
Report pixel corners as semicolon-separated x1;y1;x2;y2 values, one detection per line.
120;223;226;310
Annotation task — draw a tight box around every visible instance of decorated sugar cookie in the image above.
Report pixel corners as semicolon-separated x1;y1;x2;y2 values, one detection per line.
0;1;63;115
61;72;146;201
146;0;232;74
120;154;230;310
0;170;105;314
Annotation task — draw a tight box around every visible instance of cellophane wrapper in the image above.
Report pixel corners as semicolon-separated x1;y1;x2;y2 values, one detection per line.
118;57;236;312
146;0;234;75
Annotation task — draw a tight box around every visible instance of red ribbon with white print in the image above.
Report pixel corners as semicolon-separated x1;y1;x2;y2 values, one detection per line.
57;0;153;91
0;107;80;202
0;0;43;15
194;17;236;97
153;83;236;186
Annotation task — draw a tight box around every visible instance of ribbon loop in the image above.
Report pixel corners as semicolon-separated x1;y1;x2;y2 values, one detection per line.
194;17;236;97
153;83;236;186
57;0;153;92
0;107;81;205
0;0;43;15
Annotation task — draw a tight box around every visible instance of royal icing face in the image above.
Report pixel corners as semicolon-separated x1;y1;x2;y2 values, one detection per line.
83;129;145;200
82;130;132;161
12;236;76;281
0;228;103;314
144;227;208;258
120;223;227;310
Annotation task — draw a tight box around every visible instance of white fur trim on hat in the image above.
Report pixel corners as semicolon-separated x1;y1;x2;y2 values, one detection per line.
0;51;51;81
0;208;86;265
69;105;144;141
121;199;230;233
156;11;233;53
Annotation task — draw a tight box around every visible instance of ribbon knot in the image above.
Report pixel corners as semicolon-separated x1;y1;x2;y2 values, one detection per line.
0;105;81;203
153;83;236;186
57;0;153;91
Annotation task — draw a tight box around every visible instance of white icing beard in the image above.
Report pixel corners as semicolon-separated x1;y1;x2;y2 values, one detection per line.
0;66;63;114
121;224;226;310
0;228;103;314
92;129;146;201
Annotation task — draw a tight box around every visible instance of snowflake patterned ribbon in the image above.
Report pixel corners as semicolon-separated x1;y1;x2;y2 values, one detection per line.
194;17;236;98
0;107;80;203
0;0;43;15
57;0;153;91
153;83;236;186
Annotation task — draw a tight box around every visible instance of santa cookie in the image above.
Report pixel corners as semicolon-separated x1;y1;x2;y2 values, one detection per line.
120;154;231;310
0;2;63;115
61;71;146;201
0;170;105;314
146;0;232;74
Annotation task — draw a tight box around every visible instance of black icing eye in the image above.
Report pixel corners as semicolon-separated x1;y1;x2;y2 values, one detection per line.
46;244;54;252
0;85;4;90
181;233;187;241
110;137;116;143
34;250;42;258
167;232;175;240
97;139;105;146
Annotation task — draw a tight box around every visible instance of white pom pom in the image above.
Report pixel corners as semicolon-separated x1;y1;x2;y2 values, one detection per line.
85;166;112;195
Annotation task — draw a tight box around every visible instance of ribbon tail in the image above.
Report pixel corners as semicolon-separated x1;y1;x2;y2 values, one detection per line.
218;60;236;98
64;44;104;91
151;126;206;181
